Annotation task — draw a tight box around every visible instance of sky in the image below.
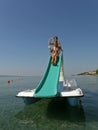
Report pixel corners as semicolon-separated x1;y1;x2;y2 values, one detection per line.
0;0;98;76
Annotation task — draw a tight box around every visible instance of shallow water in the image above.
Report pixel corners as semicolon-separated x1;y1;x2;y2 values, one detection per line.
0;75;98;130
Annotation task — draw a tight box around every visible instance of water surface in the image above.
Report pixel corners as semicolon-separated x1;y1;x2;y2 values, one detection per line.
0;75;98;130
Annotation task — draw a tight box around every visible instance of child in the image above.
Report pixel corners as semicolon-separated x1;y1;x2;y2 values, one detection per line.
48;36;62;64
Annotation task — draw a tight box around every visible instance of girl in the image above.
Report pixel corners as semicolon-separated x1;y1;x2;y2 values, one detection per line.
48;36;62;64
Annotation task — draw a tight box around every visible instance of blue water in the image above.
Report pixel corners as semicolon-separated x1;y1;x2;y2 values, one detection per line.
0;75;98;130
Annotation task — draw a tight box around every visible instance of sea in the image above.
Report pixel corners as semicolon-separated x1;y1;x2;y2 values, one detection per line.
0;75;98;130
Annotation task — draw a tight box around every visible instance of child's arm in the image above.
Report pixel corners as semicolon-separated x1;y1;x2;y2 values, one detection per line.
48;38;53;48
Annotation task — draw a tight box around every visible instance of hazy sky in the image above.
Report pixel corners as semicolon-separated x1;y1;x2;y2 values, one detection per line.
0;0;98;76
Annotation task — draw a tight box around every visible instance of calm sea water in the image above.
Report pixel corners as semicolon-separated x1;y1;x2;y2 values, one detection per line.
0;75;98;130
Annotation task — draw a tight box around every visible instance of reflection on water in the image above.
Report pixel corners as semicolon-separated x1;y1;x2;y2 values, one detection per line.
16;98;85;129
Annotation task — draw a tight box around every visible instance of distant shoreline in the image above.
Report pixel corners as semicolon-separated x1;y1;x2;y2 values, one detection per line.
77;70;98;76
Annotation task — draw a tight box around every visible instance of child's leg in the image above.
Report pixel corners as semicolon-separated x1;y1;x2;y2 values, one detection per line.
54;52;59;64
54;55;57;64
51;54;55;63
51;56;54;63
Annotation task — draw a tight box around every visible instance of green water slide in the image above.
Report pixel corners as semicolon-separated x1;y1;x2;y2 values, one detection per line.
34;54;62;98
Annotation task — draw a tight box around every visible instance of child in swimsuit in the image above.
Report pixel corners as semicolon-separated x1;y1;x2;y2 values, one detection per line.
48;36;62;64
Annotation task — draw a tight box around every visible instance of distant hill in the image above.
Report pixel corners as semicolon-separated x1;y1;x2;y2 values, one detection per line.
77;70;97;76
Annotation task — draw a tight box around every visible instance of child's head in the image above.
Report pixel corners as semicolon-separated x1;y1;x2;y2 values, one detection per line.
54;36;58;41
54;36;58;47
